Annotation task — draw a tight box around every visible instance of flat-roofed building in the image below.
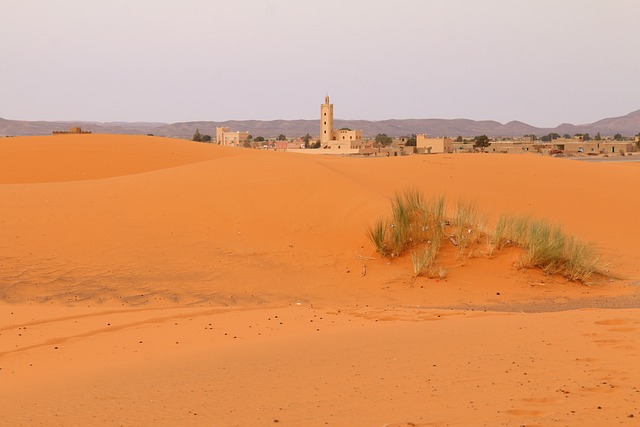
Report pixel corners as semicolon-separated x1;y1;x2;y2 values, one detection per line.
320;96;363;153
216;127;249;147
416;134;453;153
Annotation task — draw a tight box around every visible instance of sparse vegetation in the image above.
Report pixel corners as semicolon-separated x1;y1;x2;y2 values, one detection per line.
405;134;417;147
368;219;389;257
473;135;491;152
368;190;450;280
411;247;435;278
452;199;485;259
368;190;447;260
369;191;601;283
375;133;393;146
491;214;599;282
541;132;560;142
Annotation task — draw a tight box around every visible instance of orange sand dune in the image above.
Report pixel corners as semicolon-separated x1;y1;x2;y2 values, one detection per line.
0;134;236;183
1;134;639;425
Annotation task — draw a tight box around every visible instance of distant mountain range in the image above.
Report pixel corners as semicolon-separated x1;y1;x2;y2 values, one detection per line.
2;109;640;139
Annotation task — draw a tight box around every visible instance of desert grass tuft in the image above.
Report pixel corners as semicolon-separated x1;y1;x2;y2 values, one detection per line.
494;215;599;282
388;189;435;256
563;236;599;281
369;189;601;282
411;246;436;278
368;219;389;257
452;199;485;259
492;215;531;249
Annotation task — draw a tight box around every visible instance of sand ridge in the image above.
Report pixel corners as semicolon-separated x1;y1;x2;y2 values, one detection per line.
1;134;639;425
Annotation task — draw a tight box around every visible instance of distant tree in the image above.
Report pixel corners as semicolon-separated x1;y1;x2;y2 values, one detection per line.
242;139;252;148
201;134;212;143
339;127;352;131
247;135;253;141
594;132;602;141
473;135;491;152
636;133;640;148
613;133;624;141
277;134;287;141
583;133;591;141
523;134;538;141
254;136;265;142
563;134;571;139
405;134;417;146
455;135;463;143
309;140;321;149
541;132;560;142
192;129;203;142
302;133;312;147
375;133;393;146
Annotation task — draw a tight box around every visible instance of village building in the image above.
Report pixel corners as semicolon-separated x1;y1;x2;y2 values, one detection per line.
320;96;363;153
275;140;305;150
486;140;539;154
555;140;637;155
416;135;453;153
52;127;91;135
215;127;250;147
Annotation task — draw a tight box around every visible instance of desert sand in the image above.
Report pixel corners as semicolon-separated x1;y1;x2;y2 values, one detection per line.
1;134;639;426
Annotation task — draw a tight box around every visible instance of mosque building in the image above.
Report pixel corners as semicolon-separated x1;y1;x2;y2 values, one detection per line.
320;96;363;151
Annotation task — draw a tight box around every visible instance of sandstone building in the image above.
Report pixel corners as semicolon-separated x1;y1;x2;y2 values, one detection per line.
53;127;91;135
320;96;363;152
416;135;452;153
216;127;249;147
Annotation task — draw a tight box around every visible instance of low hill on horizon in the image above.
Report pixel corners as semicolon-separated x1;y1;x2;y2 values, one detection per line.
2;109;639;139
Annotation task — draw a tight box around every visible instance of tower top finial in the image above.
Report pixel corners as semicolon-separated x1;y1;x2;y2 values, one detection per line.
325;94;330;104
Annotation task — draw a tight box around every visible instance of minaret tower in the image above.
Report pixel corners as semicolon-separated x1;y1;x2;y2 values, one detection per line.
320;95;334;145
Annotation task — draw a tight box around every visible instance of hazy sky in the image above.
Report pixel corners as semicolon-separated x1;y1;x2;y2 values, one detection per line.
2;0;639;127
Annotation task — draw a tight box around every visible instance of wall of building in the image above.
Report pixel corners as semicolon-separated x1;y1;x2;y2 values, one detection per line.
416;135;453;153
216;126;249;147
486;141;537;153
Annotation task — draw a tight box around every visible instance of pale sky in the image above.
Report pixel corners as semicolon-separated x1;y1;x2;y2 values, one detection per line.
2;0;639;127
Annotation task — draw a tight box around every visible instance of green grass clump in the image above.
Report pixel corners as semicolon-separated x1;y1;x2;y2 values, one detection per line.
411;247;435;278
452;199;485;258
492;215;530;249
382;190;447;257
368;219;389;257
495;215;599;282
368;190;601;283
563;236;599;281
